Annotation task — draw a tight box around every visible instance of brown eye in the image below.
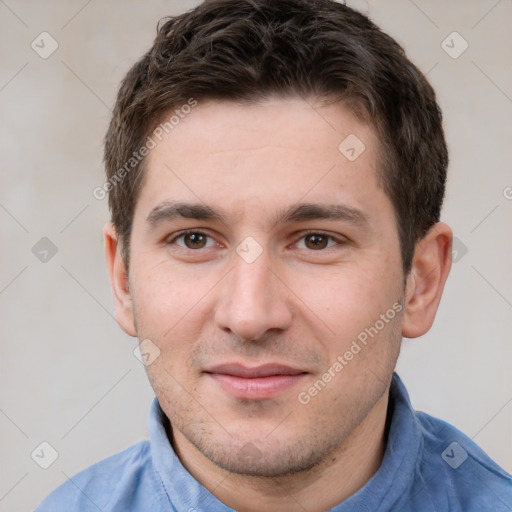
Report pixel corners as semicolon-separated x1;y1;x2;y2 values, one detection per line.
304;234;330;250
182;232;208;249
295;232;342;251
168;230;220;255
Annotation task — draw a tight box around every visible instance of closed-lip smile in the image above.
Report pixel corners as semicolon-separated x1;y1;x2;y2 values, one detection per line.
203;363;308;399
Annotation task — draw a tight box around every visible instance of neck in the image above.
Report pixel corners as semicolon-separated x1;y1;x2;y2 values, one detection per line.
171;391;390;512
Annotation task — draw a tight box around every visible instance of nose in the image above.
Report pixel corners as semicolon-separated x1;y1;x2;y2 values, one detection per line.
214;249;293;342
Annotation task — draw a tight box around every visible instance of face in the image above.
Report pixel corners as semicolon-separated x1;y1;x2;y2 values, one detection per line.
122;97;406;477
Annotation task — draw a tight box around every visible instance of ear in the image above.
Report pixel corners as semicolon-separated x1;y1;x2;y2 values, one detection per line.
402;222;453;338
103;222;137;337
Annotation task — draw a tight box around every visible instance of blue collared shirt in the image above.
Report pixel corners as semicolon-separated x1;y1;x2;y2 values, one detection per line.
35;373;512;511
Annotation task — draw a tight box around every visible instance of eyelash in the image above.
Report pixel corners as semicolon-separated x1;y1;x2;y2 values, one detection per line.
167;229;347;251
168;229;219;250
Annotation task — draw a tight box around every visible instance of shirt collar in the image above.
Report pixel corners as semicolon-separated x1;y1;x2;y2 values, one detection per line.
148;399;229;511
330;372;422;511
148;372;421;511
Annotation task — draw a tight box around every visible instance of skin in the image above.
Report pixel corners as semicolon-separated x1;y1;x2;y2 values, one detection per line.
104;96;452;512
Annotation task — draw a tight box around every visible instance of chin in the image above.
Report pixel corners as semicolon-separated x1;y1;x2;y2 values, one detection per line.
191;430;338;478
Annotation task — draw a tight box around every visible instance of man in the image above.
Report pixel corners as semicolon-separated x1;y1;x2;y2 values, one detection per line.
36;0;512;510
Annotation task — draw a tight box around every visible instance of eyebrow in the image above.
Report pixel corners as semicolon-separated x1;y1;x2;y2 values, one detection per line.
146;202;224;228
276;203;369;227
145;201;369;229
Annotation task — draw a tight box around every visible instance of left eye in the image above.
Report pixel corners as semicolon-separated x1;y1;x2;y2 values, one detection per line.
172;231;217;250
295;233;341;250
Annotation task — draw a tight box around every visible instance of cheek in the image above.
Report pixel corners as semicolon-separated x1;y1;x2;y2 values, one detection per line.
290;259;404;377
295;263;395;330
131;258;218;349
131;262;196;339
133;256;197;311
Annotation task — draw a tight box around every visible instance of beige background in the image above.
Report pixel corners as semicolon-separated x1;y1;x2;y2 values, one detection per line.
1;0;511;510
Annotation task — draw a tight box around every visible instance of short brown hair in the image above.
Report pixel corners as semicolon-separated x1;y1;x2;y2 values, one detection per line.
104;0;448;274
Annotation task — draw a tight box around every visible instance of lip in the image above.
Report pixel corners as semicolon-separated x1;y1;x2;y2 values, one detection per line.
204;363;308;400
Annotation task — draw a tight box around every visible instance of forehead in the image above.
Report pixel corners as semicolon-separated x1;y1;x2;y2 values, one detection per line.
149;96;374;162
136;96;391;228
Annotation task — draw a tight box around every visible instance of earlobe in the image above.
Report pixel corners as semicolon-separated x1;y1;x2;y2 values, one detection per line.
103;222;137;337
402;222;453;339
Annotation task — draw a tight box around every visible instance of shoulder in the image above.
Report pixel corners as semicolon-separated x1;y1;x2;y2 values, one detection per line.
413;411;512;511
34;440;164;511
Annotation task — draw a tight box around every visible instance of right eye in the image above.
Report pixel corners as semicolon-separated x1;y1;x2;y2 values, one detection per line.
169;230;218;250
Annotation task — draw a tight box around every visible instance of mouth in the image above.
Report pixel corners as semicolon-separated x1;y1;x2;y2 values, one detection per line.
203;363;308;400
